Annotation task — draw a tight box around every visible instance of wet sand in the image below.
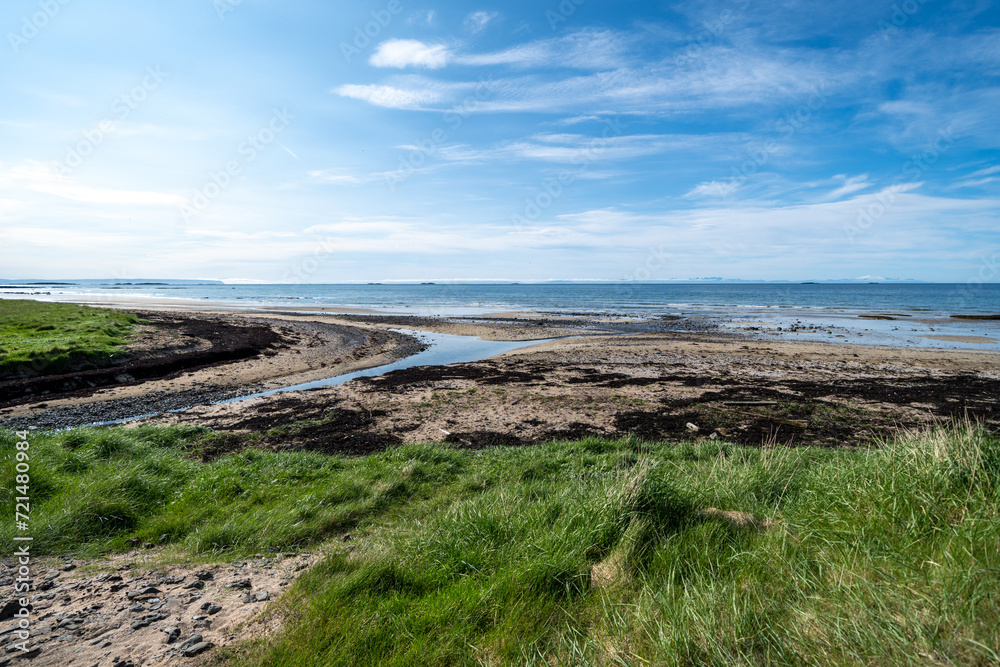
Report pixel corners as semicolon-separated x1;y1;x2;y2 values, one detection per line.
3;306;997;449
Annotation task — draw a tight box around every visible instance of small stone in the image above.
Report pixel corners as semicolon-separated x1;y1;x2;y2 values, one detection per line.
129;604;146;613
194;570;214;581
685;422;699;432
6;646;40;659
0;601;23;622
162;626;181;644
178;634;203;651
130;619;149;631
228;579;251;590
60;563;77;572
253;591;269;602
126;586;160;599
182;580;204;590
200;602;222;615
43;571;61;581
182;641;213;657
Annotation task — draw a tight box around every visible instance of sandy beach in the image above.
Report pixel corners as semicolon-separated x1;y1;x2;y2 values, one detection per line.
3;305;997;450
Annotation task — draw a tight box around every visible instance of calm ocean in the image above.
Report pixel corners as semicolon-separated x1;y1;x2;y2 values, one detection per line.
7;282;997;316
4;282;998;350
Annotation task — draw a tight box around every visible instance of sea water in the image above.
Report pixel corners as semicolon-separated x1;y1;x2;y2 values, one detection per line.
3;282;998;350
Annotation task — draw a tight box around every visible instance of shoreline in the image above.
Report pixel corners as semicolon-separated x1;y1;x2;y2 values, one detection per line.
2;305;997;449
3;289;999;352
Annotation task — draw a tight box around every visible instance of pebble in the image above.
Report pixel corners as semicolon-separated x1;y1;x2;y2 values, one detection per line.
183;641;214;657
126;586;160;599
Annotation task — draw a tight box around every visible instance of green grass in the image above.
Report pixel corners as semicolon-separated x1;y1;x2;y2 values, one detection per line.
0;300;139;377
2;423;999;665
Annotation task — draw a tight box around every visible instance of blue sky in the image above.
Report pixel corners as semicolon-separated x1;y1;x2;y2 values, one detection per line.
1;0;998;282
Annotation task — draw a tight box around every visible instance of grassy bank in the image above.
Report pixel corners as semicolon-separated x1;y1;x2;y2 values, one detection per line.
0;300;138;378
2;424;998;665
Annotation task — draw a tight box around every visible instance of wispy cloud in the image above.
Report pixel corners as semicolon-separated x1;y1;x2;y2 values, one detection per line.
825;174;871;200
970;165;1000;178
369;39;451;69
335;83;444;109
307;169;363;186
0;160;184;207
455;30;629;69
437;132;716;164
464;11;498;34
685;180;741;199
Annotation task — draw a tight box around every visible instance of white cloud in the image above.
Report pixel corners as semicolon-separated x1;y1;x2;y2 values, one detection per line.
335;84;443;109
0;160;184;207
465;11;498;34
456;30;628;69
685;180;741;198
950;177;1000;190
307;169;362;186
342;41;833;115
370;39;451;69
825;174;871;200
185;229;296;241
406;10;435;26
969;165;1000;178
438;133;723;164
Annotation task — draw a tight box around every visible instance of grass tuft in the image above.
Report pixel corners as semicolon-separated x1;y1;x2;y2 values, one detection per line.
2;421;998;665
0;299;138;377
